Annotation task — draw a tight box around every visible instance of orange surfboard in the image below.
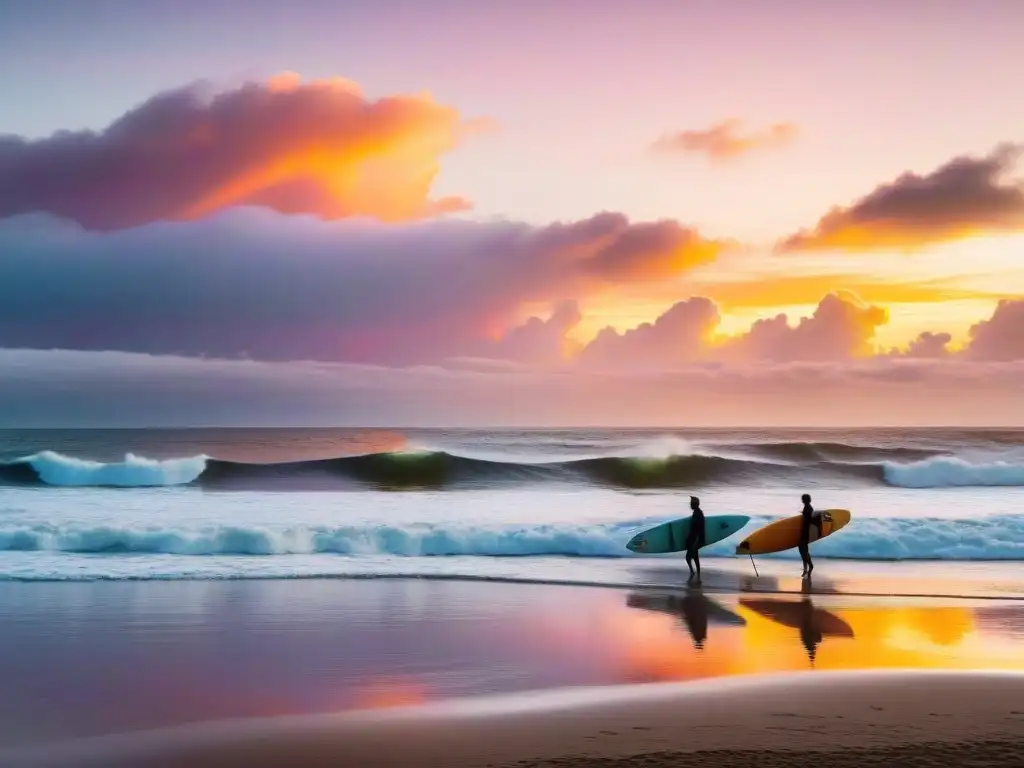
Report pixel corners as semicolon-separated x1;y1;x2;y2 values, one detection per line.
735;509;851;556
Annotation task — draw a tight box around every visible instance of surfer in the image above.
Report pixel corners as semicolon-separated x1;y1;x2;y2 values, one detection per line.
685;495;706;582
799;493;821;577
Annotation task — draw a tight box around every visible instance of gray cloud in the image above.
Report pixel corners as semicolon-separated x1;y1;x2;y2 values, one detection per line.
779;143;1024;252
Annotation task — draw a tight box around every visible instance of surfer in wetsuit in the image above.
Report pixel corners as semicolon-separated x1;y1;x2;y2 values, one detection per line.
799;493;821;578
685;495;706;582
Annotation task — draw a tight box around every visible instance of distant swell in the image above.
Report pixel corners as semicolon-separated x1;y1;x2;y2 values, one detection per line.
713;441;941;464
1;447;1023;490
0;516;1021;560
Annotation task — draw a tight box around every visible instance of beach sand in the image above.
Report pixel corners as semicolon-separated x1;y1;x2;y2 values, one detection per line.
13;670;1024;767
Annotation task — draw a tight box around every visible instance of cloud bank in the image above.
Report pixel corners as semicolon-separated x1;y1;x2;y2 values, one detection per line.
0;210;1020;370
0;73;477;230
4;347;1023;427
0;208;1021;425
0;210;725;363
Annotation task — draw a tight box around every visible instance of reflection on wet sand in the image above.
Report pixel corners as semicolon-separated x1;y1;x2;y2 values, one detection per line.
626;591;745;649
633;565;781;595
3;579;1024;751
619;587;1024;682
738;596;854;665
632;563;846;599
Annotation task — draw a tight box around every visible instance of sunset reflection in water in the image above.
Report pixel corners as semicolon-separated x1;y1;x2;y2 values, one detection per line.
612;589;1024;683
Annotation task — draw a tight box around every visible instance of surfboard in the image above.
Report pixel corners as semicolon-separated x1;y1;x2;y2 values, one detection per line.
734;509;851;556
626;514;750;554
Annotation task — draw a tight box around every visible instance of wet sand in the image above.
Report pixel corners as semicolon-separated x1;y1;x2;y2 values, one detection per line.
13;671;1024;767
1;574;1024;764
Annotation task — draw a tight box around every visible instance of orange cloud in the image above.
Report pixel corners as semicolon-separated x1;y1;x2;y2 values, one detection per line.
778;143;1024;252
651;118;797;161
578;291;889;367
0;73;480;230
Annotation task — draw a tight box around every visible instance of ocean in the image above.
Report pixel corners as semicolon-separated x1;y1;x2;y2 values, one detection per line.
1;427;1023;584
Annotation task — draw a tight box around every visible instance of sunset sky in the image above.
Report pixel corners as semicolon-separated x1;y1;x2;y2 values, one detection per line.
2;0;1023;426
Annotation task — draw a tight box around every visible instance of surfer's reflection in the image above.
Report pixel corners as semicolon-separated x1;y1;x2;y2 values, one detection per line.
682;593;708;649
797;598;824;664
739;595;854;666
625;591;745;650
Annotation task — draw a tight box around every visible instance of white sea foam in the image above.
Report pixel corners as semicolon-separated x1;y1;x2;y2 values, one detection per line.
884;456;1024;488
0;515;1020;562
20;451;207;487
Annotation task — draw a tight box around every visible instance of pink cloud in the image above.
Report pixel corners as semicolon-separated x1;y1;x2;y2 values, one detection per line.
895;331;953;359
726;291;888;362
0;74;479;230
486;300;583;365
651;119;797;161
966;299;1024;361
580;298;720;369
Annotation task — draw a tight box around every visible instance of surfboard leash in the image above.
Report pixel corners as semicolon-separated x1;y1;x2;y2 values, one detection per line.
748;553;760;577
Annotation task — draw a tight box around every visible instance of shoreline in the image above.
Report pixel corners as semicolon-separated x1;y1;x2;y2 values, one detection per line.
2;559;1021;601
2;571;1022;602
13;670;1024;767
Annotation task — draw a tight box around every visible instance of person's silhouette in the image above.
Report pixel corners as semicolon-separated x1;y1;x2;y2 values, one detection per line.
798;493;821;578
685;496;706;582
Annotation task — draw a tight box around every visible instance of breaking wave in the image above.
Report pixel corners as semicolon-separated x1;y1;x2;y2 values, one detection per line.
0;451;206;487
0;515;1020;560
881;456;1024;488
0;445;1022;490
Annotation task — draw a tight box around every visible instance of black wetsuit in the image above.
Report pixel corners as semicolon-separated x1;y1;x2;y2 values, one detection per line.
686;508;706;553
685;507;706;577
798;502;819;572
